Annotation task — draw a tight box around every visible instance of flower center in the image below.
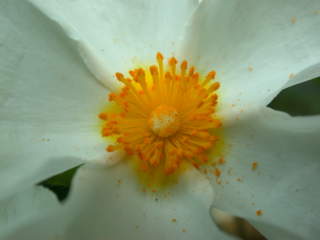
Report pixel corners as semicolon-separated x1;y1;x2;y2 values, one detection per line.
148;105;180;137
98;53;222;175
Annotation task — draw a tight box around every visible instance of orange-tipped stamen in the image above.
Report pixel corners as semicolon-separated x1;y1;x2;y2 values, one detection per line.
99;53;221;176
202;71;216;86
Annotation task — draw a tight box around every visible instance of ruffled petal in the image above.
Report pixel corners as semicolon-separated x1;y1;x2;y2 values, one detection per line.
212;107;320;239
3;161;236;240
183;0;320;120
0;0;110;200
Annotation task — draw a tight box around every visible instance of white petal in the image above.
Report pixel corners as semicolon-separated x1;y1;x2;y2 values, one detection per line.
0;186;61;239
61;162;235;240
211;107;320;239
5;162;236;240
283;62;320;89
29;0;199;88
183;0;320;120
0;0;110;200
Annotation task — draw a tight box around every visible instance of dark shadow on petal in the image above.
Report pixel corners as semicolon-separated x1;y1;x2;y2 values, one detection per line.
249;220;304;240
211;208;266;240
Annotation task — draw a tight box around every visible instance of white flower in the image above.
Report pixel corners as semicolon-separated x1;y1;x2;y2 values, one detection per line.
1;0;320;239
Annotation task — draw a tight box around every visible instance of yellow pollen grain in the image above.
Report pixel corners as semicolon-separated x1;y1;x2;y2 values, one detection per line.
256;210;263;216
213;168;221;177
236;177;243;182
291;16;297;24
289;73;295;79
218;157;225;165
98;52;222;185
251;161;258;171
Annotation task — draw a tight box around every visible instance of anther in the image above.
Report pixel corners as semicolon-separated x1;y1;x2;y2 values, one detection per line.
99;52;221;177
180;60;188;76
202;71;216;86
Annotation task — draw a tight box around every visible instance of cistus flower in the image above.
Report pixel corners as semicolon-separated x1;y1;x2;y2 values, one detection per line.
0;0;320;240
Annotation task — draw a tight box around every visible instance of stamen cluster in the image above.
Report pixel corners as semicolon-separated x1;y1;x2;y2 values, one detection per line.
99;53;221;174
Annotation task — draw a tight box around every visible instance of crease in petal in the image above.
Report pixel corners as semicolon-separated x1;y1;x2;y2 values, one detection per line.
29;0;200;87
27;0;118;90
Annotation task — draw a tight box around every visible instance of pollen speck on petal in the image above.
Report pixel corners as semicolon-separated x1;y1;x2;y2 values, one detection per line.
256;210;263;216
251;161;258;171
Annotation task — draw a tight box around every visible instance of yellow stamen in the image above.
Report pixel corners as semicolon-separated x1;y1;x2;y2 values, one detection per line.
99;53;222;176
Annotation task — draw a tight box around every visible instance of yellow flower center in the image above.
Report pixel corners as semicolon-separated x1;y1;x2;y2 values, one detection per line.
148;104;180;138
99;53;221;176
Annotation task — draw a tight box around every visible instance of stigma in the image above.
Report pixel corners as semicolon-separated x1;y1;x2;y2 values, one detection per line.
149;104;180;138
99;53;221;175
